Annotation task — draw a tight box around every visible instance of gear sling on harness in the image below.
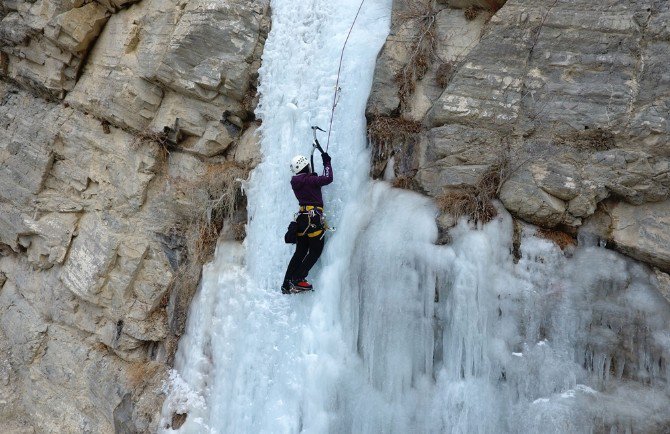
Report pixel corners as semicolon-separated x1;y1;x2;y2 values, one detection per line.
284;206;326;244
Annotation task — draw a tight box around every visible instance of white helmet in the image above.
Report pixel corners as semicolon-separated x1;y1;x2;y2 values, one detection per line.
290;155;310;174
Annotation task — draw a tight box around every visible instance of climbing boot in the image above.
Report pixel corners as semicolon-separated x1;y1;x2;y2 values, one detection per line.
281;281;292;294
290;280;313;292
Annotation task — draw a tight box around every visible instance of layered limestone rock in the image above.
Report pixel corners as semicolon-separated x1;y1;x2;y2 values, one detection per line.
580;199;670;273
0;0;114;98
0;0;268;431
366;4;670;429
3;0;669;430
367;0;670;268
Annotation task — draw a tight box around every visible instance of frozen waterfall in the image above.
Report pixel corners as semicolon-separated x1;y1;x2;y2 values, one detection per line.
160;0;670;432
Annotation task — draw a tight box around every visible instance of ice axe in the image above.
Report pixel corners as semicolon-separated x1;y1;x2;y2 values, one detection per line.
310;126;326;172
311;126;326;152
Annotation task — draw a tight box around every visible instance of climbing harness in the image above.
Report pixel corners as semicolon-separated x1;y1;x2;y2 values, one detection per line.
284;205;329;243
296;205;328;239
325;0;366;152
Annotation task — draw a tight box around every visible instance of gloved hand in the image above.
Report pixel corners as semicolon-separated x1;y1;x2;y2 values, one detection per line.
321;152;331;164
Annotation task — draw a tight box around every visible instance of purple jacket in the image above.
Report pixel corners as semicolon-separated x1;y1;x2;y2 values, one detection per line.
291;160;333;207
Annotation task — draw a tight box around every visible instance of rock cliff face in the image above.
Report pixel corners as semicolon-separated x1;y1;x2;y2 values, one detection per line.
0;0;268;432
365;4;670;428
2;0;670;431
367;0;670;271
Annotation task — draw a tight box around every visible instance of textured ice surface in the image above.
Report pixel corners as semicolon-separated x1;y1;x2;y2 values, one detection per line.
160;0;670;432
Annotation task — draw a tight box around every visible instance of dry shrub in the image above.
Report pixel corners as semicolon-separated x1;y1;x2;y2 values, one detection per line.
0;52;8;75
464;6;479;20
536;228;576;250
91;341;110;353
478;160;505;198
436;188;497;224
435;62;453;88
131;129;169;150
167;262;201;333
391;174;421;191
131;128;170;166
367;115;422;178
577;128;616;151
230;222;247;241
194;222;220;264
173;161;250;264
436;159;509;224
391;175;413;189
557;128;616;151
200;162;249;224
171;413;187;430
242;86;258;117
163;161;250;322
394;3;438;108
367;115;422;153
127;362;160;388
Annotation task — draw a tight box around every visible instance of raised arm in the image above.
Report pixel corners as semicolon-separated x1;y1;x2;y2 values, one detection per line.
303;154;333;186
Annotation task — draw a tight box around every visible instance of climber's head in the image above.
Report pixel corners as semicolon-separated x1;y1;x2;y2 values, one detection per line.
290;155;310;174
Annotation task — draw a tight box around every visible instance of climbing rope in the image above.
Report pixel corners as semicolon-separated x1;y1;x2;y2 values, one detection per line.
325;0;366;152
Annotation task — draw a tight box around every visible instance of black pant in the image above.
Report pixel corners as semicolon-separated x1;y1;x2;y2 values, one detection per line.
283;233;325;283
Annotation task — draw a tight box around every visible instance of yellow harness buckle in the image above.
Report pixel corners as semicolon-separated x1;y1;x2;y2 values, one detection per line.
299;205;323;212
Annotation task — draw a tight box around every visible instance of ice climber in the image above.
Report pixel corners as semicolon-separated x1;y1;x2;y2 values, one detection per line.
281;141;333;294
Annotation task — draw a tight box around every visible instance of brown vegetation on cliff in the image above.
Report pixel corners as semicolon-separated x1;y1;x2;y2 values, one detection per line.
435;158;509;224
